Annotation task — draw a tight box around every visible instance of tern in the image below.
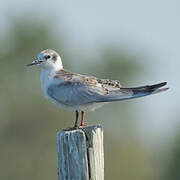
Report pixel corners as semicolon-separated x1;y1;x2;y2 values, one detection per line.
27;49;168;129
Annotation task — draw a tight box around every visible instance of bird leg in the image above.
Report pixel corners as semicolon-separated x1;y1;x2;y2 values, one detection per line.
64;111;85;131
63;111;79;131
73;110;79;129
80;111;85;127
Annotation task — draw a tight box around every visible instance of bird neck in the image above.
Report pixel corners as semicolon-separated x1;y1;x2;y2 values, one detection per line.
53;57;63;72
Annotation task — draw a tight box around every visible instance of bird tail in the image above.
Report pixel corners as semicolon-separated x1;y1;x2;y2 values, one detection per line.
97;82;169;102
121;82;169;97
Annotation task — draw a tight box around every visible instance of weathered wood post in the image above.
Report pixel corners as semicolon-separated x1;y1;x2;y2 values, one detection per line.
56;124;104;180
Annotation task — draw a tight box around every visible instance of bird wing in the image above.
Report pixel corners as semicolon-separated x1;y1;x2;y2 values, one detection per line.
47;69;168;106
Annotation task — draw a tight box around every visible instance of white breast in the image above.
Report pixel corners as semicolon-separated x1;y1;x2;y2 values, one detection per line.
40;69;59;99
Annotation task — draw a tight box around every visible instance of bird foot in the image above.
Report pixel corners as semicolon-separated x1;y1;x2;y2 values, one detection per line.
63;125;86;131
78;125;86;129
63;126;78;131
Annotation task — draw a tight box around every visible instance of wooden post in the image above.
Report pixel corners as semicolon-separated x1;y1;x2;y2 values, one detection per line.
56;124;104;180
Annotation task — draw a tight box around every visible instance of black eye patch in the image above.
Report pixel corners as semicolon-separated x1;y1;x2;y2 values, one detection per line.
45;55;51;59
52;55;57;61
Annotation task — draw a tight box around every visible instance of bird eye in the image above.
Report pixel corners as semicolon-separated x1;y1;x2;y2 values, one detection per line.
45;55;51;59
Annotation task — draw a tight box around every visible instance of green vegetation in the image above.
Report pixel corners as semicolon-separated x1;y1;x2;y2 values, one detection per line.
0;17;178;180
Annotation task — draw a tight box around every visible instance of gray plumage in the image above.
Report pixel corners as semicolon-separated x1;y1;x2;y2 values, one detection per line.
47;69;168;106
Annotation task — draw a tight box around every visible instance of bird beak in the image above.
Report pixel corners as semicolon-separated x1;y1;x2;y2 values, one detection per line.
27;59;42;66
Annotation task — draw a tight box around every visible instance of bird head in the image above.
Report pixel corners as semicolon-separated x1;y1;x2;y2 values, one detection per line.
27;49;63;71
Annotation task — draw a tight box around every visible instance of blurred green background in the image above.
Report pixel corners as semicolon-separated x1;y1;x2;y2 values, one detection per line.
0;1;178;180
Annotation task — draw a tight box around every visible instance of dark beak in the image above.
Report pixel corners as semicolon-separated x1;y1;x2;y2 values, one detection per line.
27;60;42;66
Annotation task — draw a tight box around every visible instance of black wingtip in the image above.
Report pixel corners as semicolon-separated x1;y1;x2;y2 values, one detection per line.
148;82;167;90
121;82;168;94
